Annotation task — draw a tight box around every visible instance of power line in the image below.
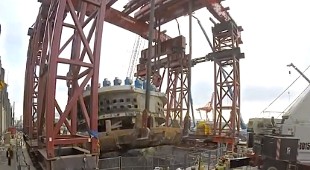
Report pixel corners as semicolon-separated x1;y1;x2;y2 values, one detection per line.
259;64;310;115
276;84;310;118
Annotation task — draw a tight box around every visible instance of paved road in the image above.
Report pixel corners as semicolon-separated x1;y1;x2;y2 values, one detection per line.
0;135;36;170
0;145;16;170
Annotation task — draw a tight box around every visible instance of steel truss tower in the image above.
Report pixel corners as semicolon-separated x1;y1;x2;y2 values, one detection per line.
210;21;244;150
25;0;107;160
166;52;190;127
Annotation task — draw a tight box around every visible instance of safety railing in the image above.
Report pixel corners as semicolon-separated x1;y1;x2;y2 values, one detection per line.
98;157;121;170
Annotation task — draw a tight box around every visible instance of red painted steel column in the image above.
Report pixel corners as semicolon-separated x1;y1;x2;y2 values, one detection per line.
24;10;44;140
23;44;31;136
45;0;66;158
32;0;107;158
165;53;189;128
90;0;107;153
211;21;243;151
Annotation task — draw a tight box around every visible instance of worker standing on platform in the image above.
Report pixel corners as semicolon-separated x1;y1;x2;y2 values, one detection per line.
6;145;13;166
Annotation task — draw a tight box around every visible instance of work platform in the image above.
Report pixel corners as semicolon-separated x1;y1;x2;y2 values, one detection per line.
26;139;97;170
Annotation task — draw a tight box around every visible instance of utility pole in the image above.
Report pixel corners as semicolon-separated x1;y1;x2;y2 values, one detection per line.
142;0;155;129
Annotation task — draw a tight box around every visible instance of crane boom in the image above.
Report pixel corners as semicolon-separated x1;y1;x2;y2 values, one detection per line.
287;63;310;83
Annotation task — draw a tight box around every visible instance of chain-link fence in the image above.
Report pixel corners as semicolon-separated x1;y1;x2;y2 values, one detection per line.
98;157;121;170
98;147;225;170
185;147;225;170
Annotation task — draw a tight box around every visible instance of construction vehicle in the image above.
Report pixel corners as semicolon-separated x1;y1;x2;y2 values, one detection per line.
250;93;310;169
249;63;310;169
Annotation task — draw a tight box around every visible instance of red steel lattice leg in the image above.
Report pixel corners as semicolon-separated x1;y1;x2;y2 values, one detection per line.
165;53;189;128
36;0;106;158
23;8;45;140
212;21;244;150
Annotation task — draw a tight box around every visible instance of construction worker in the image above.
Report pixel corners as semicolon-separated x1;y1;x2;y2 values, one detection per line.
271;116;275;127
6;145;13;166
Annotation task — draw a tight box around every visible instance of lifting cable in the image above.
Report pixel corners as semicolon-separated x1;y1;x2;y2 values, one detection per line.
260;64;310;115
276;84;310;118
175;18;181;35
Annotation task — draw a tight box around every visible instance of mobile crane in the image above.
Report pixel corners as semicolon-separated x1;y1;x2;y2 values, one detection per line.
287;63;310;83
249;63;310;170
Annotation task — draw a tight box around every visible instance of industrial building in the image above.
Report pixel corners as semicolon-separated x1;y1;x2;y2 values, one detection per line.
0;23;14;134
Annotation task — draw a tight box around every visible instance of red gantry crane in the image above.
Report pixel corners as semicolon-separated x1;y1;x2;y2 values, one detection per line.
197;92;215;120
23;0;244;169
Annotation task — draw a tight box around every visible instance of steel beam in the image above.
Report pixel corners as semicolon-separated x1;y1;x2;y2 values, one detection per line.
105;8;170;42
131;0;234;26
134;0;205;26
199;0;232;23
136;35;186;77
123;0;148;15
70;0;171;42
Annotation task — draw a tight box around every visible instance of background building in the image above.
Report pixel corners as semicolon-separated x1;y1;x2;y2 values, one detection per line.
0;24;14;134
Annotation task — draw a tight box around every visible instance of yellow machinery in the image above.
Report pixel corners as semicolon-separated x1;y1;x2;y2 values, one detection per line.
195;93;213;136
196;121;212;135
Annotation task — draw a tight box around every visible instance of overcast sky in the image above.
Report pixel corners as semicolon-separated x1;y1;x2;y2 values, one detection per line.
0;0;310;123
